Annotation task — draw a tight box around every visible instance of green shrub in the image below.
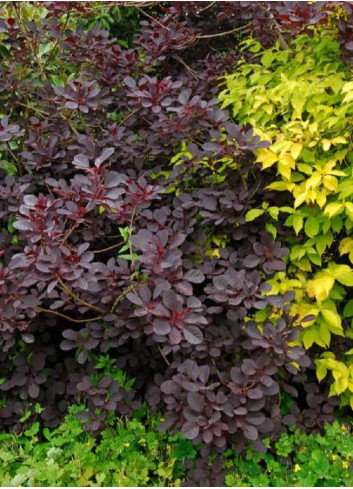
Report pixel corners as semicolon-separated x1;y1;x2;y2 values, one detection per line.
0;405;196;487
225;422;353;487
2;405;353;487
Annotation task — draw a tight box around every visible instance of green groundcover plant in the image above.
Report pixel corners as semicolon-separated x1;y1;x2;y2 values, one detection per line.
2;408;353;487
225;422;353;487
0;405;197;487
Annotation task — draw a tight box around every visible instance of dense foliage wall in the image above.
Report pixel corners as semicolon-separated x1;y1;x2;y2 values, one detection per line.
1;1;353;484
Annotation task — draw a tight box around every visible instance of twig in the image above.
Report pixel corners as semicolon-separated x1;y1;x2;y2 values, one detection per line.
13;4;47;80
44;7;71;69
211;359;229;388
36;306;102;324
93;242;124;254
6;142;24;176
118;109;138;128
57;278;103;313
60;225;76;246
16;102;49;116
79;1;156;9
62;116;80;135
136;6;170;31
128;205;137;269
199;1;217;12
110;283;138;314
248;175;263;200
158;345;170;366
264;5;289;50
174;55;199;80
197;22;251;40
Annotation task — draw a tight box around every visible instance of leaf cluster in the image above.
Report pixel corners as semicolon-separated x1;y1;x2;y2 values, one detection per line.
220;30;353;409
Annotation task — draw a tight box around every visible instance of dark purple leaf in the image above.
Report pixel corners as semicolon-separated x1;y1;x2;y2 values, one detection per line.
161;380;177;395
181;422;200;440
187;392;204;412
184;325;203;345
184;269;205;284
243;424;258;441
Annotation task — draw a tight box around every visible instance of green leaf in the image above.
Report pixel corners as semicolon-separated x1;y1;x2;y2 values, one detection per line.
344;300;353;318
0;44;10;60
315;232;333;256
119;227;130;242
24;422;40;437
304;216;319;238
307;251;321;266
0;161;17;176
268;207;279;220
118;253;138;261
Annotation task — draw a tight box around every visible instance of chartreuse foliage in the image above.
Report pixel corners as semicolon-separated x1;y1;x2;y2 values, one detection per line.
219;32;353;407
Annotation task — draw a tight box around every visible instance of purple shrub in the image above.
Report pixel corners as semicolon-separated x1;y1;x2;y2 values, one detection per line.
0;4;340;472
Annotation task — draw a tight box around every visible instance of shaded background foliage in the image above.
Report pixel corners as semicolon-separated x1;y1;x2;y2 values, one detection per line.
0;1;353;485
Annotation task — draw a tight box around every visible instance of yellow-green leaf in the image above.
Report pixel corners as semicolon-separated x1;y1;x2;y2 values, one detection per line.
334;377;348;395
305;172;322;190
307;271;334;302
321;309;342;330
339;237;353;256
302;328;317;349
319;322;331;347
290;143;303;160
345;202;353;220
278;160;291;180
323;202;344;218
245;209;265;222
316;363;327;382
322;139;331;151
329;263;353;286
256;148;278;169
343;92;353;104
294;192;308;208
342;81;353;93
322;175;338;192
292;214;303;235
266;181;294;191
